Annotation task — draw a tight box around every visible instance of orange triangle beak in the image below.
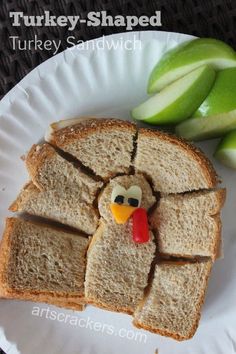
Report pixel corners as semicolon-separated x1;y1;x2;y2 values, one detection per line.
110;203;136;224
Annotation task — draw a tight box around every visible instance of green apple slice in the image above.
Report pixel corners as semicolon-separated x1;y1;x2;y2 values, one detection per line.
214;130;236;169
148;38;236;93
194;68;236;117
175;109;236;141
131;65;215;125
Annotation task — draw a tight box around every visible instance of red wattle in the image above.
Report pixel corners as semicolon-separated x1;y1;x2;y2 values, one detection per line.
132;208;149;243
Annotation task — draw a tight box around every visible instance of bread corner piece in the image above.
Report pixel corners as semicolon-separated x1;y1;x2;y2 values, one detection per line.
150;189;226;260
135;129;218;194
133;260;212;341
46;118;137;179
0;218;89;311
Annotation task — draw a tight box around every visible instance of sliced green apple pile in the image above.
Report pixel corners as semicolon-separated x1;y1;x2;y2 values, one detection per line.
148;38;236;93
131;37;236;169
214;130;236;169
132;65;215;125
176;68;236;140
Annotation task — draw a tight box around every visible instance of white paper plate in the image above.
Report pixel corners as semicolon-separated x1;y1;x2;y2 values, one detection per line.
0;31;236;354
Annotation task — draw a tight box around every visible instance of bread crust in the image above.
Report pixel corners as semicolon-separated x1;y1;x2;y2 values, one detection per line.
0;290;85;311
9;182;39;212
86;298;133;315
137;128;219;190
48;118;136;148
212;214;222;260
26;143;56;190
213;188;227;209
209;189;225;261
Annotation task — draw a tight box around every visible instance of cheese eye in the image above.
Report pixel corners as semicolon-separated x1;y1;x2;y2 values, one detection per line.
128;198;139;207
111;185;127;204
126;185;142;208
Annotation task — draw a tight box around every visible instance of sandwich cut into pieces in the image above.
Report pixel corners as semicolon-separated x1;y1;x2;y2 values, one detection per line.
0;117;225;340
46;118;137;179
0;218;89;310
10;143;103;234
133;260;212;340
150;189;226;259
134;128;218;194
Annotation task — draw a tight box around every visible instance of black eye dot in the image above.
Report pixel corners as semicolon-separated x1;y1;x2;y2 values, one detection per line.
114;195;124;204
128;198;139;207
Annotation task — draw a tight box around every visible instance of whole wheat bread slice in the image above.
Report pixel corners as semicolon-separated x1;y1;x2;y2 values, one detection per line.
10;143;103;234
150;189;226;259
0;218;89;310
10;182;99;234
46;118;136;179
134;129;218;194
85;220;156;314
133;260;212;340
